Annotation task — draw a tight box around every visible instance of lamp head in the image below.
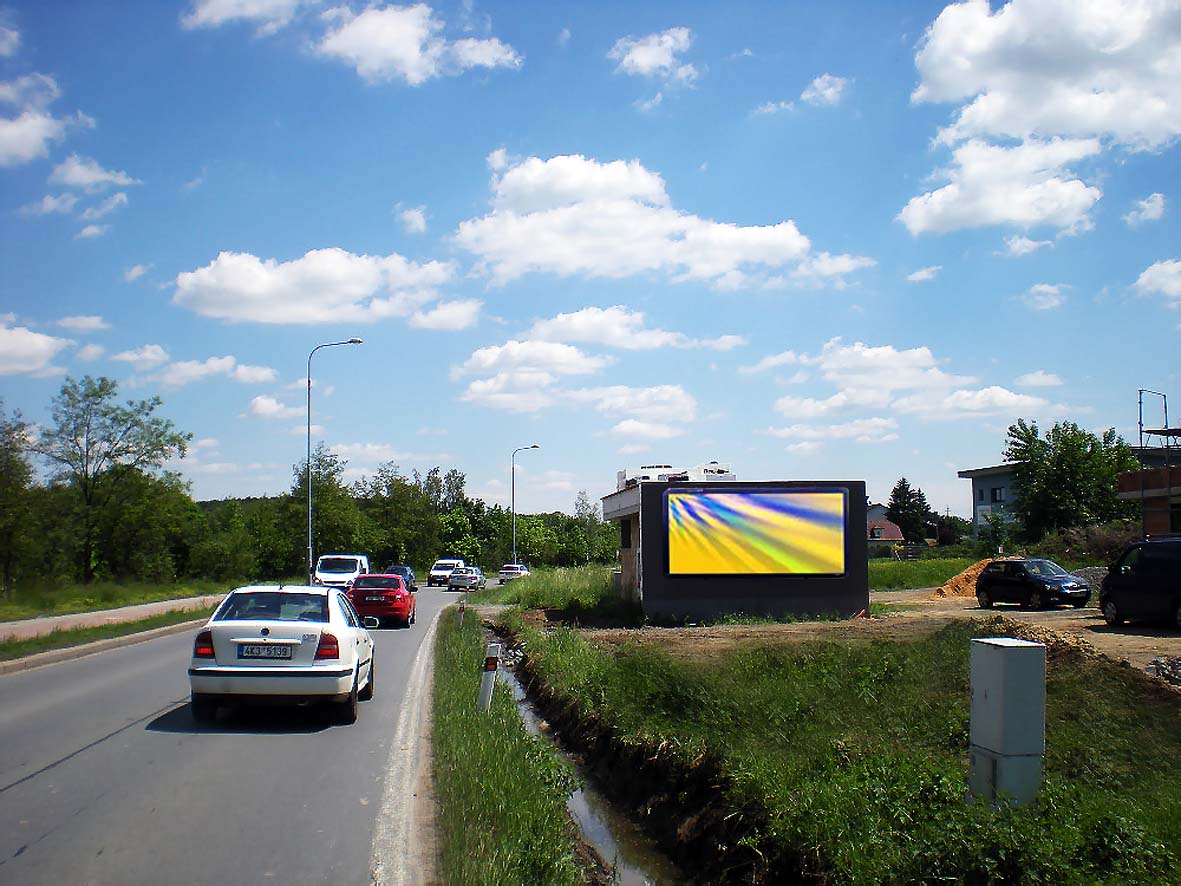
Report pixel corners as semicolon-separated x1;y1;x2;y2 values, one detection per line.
348;338;363;344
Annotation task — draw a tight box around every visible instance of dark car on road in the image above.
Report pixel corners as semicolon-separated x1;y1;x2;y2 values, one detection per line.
975;558;1090;610
383;564;417;591
1099;539;1181;629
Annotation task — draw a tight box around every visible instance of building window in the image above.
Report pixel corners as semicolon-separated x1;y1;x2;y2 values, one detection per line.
870;527;883;539
990;487;1005;503
977;488;984;503
619;518;632;549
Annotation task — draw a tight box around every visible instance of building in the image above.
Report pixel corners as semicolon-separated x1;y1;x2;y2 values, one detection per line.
867;518;905;553
956;463;1020;537
602;476;868;620
1118;435;1181;536
615;461;736;491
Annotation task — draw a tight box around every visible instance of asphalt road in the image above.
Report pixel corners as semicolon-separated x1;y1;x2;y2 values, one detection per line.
0;589;461;886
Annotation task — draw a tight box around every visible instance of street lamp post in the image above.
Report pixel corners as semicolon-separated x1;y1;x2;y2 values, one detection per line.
511;444;540;565
307;338;363;585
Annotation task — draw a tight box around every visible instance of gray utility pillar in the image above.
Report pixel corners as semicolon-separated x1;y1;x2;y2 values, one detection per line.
968;637;1046;806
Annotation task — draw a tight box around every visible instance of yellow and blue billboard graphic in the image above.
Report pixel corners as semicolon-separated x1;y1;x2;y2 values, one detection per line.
666;489;846;575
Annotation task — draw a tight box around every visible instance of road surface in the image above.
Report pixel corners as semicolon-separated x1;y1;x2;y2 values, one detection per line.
0;589;460;886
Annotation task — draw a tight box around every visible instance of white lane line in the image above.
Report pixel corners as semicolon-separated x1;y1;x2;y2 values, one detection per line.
370;606;442;886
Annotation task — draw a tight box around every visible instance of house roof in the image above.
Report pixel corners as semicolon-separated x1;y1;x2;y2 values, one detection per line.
867;519;904;540
957;463;1016;479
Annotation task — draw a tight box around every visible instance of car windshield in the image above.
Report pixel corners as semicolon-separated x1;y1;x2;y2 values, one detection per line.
386;566;410;575
215;591;327;622
1025;560;1068;576
452;568;472;575
318;557;360;573
354;576;399;589
433;561;458;570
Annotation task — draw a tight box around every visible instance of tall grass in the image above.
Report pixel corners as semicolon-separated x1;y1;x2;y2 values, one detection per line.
432;608;588;885
509;613;1180;883
868;557;976;590
0;579;236;622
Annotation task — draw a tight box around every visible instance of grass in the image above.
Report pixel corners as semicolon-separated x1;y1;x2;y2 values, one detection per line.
0;578;239;622
506;613;1181;883
0;606;217;661
868;556;976;590
431;607;590;885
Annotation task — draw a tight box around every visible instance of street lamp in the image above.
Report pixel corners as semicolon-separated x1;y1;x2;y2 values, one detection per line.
511;444;540;565
307;338;363;585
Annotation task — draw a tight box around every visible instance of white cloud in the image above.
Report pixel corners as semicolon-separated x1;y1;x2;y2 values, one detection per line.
769;417;899;443
527;305;688;350
56;315;109;332
739;350;799;374
0;74;92;168
608;27;697;85
785;441;821;456
907;265;942;282
753;100;794;116
618;443;650;456
399;205;427;233
0;321;71;375
898;137;1102;235
181;0;308;34
701;334;745;351
790;252;877;286
124;263;149;282
75;224;109;239
173;247;453;324
0;27;19;57
635;92;663;113
774;390;883;418
112;344;170;369
893;386;1049;419
455;339;610;378
194;438;220;450
409;298;481;330
801;73;849;106
810;338;974;393
330;442;440;464
1001;234;1053;256
79;192;128;220
19;193;78;215
566;384;697;422
558;28;570;47
150;355;277;388
913;0;1181;151
1015;370;1063;387
456;153;865;290
1021;283;1068;311
76;343;105;361
1135;259;1181;303
1123;192;1165;227
316;5;521;85
459;370;560;413
50;154;141;192
609;419;685;440
0;73;60;108
249;395;303;419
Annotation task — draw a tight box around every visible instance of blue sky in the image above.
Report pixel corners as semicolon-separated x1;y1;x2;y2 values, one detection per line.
1;0;1178;519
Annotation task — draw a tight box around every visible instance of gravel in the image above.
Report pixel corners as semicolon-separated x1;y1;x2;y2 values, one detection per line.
1145;657;1181;686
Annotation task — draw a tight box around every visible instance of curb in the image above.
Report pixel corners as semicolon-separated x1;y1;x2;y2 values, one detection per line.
0;617;208;676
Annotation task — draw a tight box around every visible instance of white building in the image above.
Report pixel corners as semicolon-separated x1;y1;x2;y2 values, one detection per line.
615;461;736;491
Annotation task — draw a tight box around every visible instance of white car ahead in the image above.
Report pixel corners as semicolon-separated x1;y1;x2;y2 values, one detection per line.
189;584;376;724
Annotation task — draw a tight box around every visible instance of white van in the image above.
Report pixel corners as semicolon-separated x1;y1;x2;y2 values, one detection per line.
428;558;464;587
314;554;370;588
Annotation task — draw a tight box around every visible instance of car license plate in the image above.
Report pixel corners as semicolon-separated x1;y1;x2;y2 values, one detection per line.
365;596;386;602
238;644;292;659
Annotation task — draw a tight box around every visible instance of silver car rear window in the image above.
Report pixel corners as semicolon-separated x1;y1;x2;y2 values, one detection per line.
215;592;328;622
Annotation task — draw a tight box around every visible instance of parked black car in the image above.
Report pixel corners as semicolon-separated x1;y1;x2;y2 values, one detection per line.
382;564;417;592
975;558;1090;610
1099;539;1181;629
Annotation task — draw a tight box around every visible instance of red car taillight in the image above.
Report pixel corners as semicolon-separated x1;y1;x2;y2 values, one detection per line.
315;631;340;660
193;629;215;659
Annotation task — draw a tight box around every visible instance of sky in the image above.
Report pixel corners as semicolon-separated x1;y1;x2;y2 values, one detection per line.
1;0;1179;520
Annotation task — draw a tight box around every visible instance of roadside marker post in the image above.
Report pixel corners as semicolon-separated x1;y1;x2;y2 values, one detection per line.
458;599;465;627
477;642;500;711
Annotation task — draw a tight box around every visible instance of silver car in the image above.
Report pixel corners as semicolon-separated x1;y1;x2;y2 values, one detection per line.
447;566;486;591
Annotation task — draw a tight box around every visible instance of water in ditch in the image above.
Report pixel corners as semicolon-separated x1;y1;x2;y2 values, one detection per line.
495;665;685;885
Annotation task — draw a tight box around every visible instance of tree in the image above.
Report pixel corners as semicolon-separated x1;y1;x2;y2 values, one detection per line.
1004;419;1139;540
886;477;933;543
0;402;32;596
573;490;598;564
293;444;380;564
31;377;190;583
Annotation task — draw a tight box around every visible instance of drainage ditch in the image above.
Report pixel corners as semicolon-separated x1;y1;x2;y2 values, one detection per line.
492;638;685;886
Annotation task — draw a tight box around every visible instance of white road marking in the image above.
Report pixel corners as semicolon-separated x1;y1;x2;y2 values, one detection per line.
370;607;442;885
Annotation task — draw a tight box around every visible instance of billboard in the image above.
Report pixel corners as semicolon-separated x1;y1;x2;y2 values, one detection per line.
665;487;847;576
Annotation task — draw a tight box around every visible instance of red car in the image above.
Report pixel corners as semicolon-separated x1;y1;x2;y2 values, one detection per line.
346;574;417;628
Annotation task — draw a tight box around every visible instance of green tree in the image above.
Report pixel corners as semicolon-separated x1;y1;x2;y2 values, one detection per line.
354;461;439;568
31;377;191;583
573;490;598;564
1004;419;1139;540
886;477;934;543
439;508;481;564
0;402;32;596
293;444;380;566
190;500;259;581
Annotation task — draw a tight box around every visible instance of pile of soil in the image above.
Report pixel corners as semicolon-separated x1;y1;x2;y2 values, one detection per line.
932;559;994;598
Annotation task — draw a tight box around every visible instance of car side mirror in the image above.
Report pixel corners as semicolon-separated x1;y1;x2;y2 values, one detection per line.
363;616;380;629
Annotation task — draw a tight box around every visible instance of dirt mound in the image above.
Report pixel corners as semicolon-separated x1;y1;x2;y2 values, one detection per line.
932;559;994;598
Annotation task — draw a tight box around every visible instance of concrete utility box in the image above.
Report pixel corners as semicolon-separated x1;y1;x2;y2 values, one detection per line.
968;637;1045;806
